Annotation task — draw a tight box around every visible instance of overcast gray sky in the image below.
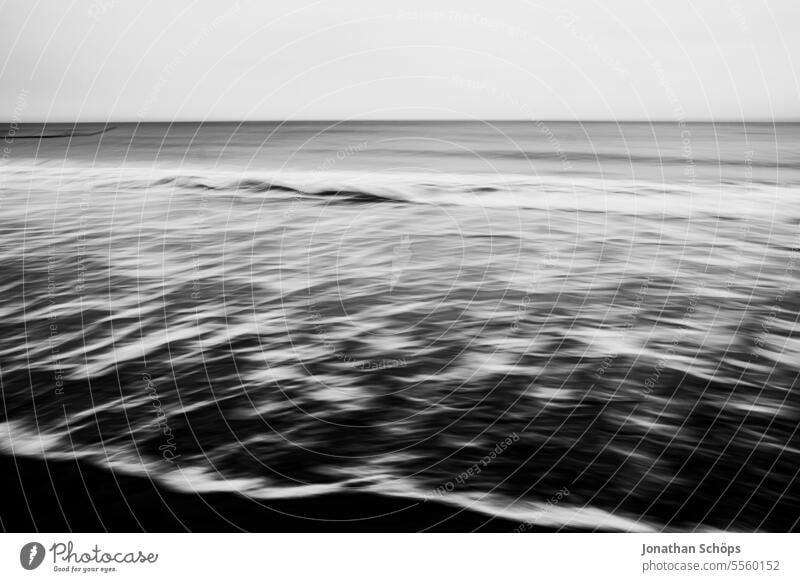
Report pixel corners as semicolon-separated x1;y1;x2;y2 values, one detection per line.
0;0;798;121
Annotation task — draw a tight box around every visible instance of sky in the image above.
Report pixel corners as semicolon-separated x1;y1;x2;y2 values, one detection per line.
0;0;798;121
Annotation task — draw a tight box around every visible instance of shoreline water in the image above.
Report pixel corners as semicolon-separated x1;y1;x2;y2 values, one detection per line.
0;454;547;532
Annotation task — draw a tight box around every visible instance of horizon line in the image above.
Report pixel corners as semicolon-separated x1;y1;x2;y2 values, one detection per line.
2;118;799;125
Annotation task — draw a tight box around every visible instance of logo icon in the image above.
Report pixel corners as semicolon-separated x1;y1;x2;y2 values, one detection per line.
20;542;46;570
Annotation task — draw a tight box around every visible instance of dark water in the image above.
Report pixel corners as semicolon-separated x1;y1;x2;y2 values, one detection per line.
1;121;799;531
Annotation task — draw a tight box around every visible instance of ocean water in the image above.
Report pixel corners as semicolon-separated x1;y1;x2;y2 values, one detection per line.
1;121;799;531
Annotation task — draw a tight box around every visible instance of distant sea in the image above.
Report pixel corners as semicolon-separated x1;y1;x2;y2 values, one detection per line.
1;121;799;531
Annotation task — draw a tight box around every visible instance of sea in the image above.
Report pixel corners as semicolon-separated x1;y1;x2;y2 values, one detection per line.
1;120;799;531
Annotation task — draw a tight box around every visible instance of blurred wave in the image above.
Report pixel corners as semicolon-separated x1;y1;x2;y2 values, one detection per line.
1;121;799;531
